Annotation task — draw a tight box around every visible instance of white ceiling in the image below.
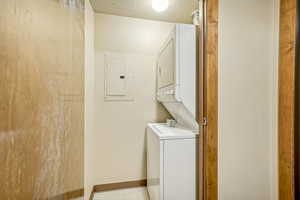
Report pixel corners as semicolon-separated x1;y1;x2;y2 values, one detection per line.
90;0;198;24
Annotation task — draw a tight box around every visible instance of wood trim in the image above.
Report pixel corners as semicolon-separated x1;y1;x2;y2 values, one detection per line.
63;189;84;199
92;179;147;194
203;0;219;200
88;180;147;200
48;189;84;200
279;0;297;200
197;1;206;199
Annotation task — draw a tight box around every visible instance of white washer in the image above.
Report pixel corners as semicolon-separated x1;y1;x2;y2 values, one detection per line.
147;123;197;200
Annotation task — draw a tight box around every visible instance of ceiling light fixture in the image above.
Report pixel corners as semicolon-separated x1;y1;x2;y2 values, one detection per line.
59;0;84;9
152;0;169;12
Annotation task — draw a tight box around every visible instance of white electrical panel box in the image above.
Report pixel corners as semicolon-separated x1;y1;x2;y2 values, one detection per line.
104;53;133;101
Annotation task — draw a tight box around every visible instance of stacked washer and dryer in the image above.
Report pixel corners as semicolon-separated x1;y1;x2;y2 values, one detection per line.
147;24;198;200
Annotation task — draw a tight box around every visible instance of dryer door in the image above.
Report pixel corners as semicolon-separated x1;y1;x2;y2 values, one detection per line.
157;30;176;90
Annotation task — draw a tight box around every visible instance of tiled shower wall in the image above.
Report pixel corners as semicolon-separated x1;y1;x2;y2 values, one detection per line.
0;0;84;199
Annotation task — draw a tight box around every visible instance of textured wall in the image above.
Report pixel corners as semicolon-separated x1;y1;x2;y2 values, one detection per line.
0;0;84;199
84;0;95;199
91;14;172;185
218;0;279;199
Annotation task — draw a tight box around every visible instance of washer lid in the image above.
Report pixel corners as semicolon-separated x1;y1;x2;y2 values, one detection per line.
147;123;198;140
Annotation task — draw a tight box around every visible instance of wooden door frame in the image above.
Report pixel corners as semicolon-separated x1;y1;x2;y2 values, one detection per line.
278;0;297;199
198;0;219;200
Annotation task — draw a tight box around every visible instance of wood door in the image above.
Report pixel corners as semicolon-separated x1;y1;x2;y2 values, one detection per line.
278;0;297;199
198;0;219;200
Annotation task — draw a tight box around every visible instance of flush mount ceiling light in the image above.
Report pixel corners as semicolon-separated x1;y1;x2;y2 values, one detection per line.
152;0;169;12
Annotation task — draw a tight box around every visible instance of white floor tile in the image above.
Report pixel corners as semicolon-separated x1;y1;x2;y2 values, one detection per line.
93;187;149;200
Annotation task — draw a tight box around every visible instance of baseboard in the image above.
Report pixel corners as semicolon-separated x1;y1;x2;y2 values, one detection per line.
64;189;84;199
89;179;147;199
45;180;147;200
48;188;84;200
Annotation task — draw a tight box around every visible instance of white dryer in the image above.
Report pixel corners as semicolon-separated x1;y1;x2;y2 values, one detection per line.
147;23;198;200
156;24;198;131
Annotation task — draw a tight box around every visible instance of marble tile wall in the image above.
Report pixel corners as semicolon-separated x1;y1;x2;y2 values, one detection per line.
0;0;84;199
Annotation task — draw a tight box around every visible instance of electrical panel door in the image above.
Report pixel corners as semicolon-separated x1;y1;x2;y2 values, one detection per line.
105;53;127;96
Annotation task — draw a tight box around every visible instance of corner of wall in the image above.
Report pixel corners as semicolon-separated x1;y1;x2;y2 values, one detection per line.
84;0;95;199
270;0;280;199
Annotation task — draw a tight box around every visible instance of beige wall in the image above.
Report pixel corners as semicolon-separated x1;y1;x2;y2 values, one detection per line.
218;0;279;199
90;13;173;185
85;0;95;199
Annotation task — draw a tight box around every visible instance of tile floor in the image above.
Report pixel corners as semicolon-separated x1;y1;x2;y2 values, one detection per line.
93;187;149;200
